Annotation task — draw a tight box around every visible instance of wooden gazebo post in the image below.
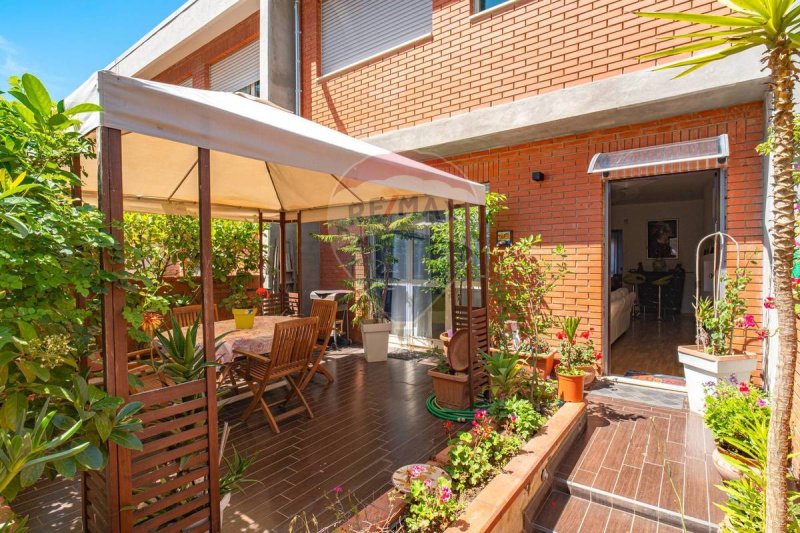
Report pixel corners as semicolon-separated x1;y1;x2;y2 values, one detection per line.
478;204;488;311
258;210;265;288
279;211;287;313
447;201;457;331
296;212;302;311
464;204;474;409
197;148;222;531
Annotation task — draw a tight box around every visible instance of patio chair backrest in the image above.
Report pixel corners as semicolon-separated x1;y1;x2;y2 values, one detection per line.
268;317;319;377
310;299;337;346
261;293;284;316
287;292;301;317
170;304;219;327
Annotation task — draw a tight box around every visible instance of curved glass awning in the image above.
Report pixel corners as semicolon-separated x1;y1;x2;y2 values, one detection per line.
588;134;729;174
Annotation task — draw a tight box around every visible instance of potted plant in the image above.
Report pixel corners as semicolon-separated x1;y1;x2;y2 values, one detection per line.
219;447;257;519
703;377;769;480
570;328;599;388
227;287;270;329
489;235;568;374
427;345;471;410
554;317;587;402
314;214;420;362
679;233;758;413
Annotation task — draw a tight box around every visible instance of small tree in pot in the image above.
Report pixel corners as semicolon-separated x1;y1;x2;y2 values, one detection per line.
315;214;420;362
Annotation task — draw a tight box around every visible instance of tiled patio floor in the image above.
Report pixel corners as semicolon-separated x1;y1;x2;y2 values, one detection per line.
533;391;724;532
13;352;452;532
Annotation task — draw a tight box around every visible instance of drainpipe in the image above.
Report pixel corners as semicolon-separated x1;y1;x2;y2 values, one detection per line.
294;0;301;115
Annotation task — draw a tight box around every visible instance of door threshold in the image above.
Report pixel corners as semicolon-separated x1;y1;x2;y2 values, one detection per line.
603;374;686;393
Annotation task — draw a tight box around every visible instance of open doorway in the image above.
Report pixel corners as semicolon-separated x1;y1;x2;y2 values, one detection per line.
606;170;721;387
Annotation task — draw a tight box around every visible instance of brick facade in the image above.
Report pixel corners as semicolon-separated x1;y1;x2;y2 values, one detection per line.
153;12;260;89
429;102;766;380
301;0;732;137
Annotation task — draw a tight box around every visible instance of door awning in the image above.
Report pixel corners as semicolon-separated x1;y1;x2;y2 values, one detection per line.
588;134;729;175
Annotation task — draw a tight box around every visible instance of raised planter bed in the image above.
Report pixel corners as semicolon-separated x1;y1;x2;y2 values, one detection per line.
336;402;587;532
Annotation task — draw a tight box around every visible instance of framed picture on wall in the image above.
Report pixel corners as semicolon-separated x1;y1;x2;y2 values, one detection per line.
496;230;513;247
647;219;678;259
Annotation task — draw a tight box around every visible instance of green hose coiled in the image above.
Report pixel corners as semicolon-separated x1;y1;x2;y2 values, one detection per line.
425;394;491;422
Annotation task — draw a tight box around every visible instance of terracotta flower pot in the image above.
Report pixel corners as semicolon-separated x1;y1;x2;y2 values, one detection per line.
712;446;759;481
232;307;257;329
556;372;585;402
428;368;470;410
579;365;596;388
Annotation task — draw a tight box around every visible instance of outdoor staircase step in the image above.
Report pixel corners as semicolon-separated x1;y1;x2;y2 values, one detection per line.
531;489;694;533
548;476;718;533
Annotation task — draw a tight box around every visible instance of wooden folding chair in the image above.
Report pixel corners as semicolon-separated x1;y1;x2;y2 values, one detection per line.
239;317;319;433
261;293;284;316
170;304;219;327
301;299;337;388
287;292;301;317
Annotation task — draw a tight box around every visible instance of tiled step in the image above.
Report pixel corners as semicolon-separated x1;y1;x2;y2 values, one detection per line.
532;490;685;533
552;476;718;533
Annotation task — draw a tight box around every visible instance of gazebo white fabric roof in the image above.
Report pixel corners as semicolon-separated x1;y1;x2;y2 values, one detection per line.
69;71;484;221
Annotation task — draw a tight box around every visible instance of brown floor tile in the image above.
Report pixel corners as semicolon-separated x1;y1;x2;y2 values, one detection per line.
636;462;663;507
658;460;685;514
592;466;620;493
631;515;659;533
667;413;686;445
604;507;634;532
578;502;611;532
683;456;709;522
613;464;641;499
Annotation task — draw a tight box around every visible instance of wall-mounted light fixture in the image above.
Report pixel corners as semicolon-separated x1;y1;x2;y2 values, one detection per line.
531;171;545;182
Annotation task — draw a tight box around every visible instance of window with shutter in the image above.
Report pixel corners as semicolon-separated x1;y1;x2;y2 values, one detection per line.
321;0;432;75
209;39;260;94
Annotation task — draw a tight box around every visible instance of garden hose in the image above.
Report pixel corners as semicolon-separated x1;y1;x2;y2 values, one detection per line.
425;394;490;422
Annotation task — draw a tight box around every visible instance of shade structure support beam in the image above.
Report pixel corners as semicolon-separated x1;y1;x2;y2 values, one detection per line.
448;201;457;332
279;211;287;313
478;204;488;315
97;127;128;532
464;204;474;410
296;212;303;310
198;147;222;531
258;211;265;288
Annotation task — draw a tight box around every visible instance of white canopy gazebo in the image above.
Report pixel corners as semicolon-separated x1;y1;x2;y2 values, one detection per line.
74;71;486;533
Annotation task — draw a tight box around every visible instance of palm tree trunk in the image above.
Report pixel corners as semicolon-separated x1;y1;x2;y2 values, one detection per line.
765;42;798;533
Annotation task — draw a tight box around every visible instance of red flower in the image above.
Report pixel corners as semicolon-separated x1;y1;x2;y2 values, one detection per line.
556;331;565;340
739;381;750;395
764;297;776;310
756;328;769;341
579;331;591;340
594;352;603;361
256;287;270;297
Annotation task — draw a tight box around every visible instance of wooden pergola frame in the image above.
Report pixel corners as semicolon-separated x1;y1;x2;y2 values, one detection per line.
85;128;489;532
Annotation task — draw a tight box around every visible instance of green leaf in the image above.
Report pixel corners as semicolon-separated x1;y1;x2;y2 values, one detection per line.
53;457;78;479
636;11;764;27
94;413;113;441
63;103;103;116
0;213;30;238
75;443;104;470
640;39;732;61
0;393;27;431
15;321;37;341
19;461;45;488
20;73;53;117
109;431;143;451
116;401;143;421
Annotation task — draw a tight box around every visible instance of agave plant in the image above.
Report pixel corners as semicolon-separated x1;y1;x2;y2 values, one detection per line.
153;316;225;384
635;2;800;528
483;346;524;400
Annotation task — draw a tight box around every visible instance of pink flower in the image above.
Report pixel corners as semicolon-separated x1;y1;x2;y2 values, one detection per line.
424;478;436;489
409;465;425;478
738;314;757;329
439;486;453;503
739;381;750;395
474;409;487;421
764;297;776;310
334;485;343;493
509;414;517;422
757;398;767;408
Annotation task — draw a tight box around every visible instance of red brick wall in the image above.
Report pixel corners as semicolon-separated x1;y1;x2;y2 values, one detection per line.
153;12;260;88
302;0;733;137
427;102;766;379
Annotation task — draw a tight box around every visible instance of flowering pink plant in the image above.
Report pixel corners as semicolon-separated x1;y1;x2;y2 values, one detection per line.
703;376;769;457
404;477;463;532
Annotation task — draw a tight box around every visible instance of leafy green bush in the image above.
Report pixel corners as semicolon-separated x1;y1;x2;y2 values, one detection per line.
704;377;769;457
482;346;524;400
489;398;546;441
404;477;462;532
0;73;143;507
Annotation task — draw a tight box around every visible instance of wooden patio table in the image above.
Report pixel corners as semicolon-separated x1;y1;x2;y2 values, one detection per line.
154;315;297;405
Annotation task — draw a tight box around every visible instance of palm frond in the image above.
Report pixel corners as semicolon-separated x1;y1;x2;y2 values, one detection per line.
636;11;764;27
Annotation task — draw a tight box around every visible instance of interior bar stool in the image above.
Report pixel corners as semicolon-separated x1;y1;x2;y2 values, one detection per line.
652;275;673;321
622;272;646;318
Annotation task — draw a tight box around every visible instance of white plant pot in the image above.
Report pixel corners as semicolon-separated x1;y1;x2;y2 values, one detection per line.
678;345;758;414
220;492;232;521
361;321;391;362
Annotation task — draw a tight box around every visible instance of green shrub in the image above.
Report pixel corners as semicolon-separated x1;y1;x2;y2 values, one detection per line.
704;377;769;457
404;477;462;532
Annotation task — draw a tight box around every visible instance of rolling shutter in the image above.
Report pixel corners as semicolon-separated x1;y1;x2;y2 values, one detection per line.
178;77;192;88
321;0;432;75
209;39;260;93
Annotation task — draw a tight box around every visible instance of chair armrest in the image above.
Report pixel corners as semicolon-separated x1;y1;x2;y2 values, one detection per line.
233;350;270;364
